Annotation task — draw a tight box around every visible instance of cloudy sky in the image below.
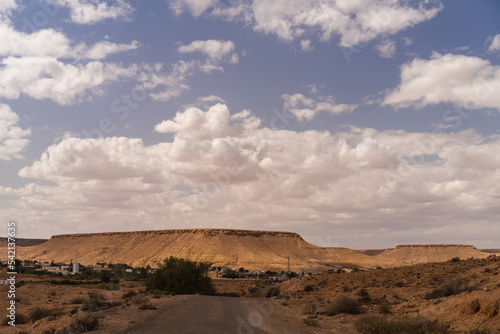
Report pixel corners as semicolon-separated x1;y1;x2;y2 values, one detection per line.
0;0;499;248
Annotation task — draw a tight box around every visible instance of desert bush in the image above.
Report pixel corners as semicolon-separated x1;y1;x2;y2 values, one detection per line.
425;278;470;299
326;296;363;316
281;301;289;306
30;306;53;322
249;289;266;298
121;290;137;299
378;300;391;314
69;314;99;332
99;283;120;290
449;257;460;263
138;302;158;310
267;287;280;298
304;284;314;292
70;296;86;304
145;256;215;295
1;313;29;326
152;290;163;299
302;302;317;314
81;292;121;311
303;315;319;327
356;288;371;304
354;315;449;334
131;295;148;305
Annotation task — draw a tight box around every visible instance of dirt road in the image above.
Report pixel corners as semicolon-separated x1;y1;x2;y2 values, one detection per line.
122;295;307;334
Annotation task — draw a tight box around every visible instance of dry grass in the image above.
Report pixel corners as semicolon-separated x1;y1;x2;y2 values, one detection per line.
30;306;54;322
68;314;99;332
303;315;320;327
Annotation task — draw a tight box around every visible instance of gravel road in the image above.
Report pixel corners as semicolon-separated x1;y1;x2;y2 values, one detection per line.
122;295;307;334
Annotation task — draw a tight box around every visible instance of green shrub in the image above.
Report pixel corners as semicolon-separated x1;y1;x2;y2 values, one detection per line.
145;256;215;295
326;296;362;316
354;315;449;334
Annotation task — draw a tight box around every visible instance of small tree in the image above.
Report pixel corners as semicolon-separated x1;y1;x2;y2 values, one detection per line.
146;257;215;295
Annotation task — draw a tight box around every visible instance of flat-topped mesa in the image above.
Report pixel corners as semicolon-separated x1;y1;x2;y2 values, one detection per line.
395;244;477;249
50;228;303;240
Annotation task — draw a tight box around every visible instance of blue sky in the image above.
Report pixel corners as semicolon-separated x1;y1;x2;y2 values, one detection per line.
0;0;499;248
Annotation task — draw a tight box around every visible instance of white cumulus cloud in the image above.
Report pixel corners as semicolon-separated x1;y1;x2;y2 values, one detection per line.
146;40;239;101
487;34;500;53
0;104;31;161
0;56;139;105
170;0;443;48
376;39;396;58
178;39;237;61
48;0;134;24
383;53;500;111
282;93;357;121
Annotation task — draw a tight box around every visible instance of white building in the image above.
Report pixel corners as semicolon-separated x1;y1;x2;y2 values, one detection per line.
73;261;80;275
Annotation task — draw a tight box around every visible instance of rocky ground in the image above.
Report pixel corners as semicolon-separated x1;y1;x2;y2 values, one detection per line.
278;255;500;333
0;255;498;333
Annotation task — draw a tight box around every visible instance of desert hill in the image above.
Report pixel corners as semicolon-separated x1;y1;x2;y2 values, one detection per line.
373;244;492;264
6;229;384;271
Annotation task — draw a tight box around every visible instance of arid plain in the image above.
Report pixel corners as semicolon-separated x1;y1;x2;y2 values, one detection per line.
1;229;499;333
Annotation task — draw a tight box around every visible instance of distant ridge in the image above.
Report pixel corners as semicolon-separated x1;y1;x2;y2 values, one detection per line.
374;243;492;264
